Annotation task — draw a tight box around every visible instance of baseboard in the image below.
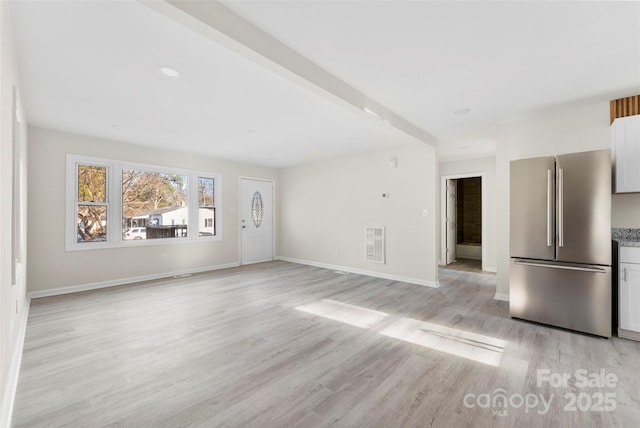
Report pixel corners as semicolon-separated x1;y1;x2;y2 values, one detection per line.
494;292;510;302
277;256;439;288
618;328;640;342
483;265;497;273
28;262;241;299
1;295;31;428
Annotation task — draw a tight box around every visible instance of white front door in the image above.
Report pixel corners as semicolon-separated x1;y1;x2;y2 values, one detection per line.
446;179;457;264
241;178;274;265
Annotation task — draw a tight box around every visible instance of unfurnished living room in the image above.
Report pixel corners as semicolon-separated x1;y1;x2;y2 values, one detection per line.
1;1;640;427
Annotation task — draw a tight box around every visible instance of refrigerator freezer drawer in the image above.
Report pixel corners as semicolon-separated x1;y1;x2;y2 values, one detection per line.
510;259;612;337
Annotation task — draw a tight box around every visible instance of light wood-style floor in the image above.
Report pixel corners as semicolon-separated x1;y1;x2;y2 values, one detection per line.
440;258;488;274
12;261;640;427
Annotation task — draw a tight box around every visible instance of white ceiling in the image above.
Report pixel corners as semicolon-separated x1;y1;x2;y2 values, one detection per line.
9;1;640;166
8;0;420;168
223;0;640;160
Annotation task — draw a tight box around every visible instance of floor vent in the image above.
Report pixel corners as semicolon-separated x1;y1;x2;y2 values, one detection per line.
365;226;385;264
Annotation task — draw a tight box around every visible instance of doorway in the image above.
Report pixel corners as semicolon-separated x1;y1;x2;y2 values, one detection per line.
240;178;274;265
440;173;486;271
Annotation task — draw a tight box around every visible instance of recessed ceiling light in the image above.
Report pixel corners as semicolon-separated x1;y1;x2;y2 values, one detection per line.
112;124;126;131
454;108;470;115
159;66;180;78
246;129;256;134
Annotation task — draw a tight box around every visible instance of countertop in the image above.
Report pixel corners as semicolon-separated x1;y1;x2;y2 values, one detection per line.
617;241;640;248
612;228;640;247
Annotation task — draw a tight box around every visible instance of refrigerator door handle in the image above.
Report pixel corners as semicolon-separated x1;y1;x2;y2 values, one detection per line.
513;260;607;273
623;267;628;282
558;167;564;248
547;169;552;247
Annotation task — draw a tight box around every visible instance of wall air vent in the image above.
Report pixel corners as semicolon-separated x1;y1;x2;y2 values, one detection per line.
365;226;385;264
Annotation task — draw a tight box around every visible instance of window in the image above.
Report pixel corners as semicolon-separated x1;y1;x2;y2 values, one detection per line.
11;86;25;285
198;177;215;236
66;154;221;251
251;191;264;228
122;169;189;240
77;164;109;243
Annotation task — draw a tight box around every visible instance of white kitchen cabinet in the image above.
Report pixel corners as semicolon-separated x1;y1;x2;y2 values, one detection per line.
612;114;640;193
619;247;640;340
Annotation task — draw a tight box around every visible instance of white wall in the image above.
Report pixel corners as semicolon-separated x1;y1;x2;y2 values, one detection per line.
494;101;626;298
612;193;640;228
1;2;28;425
438;156;497;272
27;127;278;293
278;142;438;286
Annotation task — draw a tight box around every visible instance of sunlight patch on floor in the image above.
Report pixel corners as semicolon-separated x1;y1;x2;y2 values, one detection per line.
380;317;507;367
295;299;388;328
296;299;507;367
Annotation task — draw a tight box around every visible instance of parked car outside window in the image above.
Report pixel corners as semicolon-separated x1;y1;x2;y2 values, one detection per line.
124;227;146;240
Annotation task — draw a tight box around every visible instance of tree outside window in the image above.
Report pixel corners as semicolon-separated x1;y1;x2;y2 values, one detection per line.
122;169;189;239
77;165;108;243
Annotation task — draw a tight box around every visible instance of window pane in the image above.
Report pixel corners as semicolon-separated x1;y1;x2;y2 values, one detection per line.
78;165;107;202
198;177;214;206
199;207;215;236
122;169;189;239
198;177;215;237
77;205;107;242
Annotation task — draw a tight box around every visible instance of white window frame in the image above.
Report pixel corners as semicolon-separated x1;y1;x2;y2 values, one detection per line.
12;86;26;285
66;154;222;251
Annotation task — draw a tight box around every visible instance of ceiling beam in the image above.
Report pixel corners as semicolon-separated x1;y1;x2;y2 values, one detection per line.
139;0;437;148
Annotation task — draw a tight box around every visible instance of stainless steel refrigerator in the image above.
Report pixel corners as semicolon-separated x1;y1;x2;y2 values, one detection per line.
510;149;612;337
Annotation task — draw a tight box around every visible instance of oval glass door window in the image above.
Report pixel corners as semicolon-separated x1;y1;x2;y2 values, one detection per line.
251;191;264;228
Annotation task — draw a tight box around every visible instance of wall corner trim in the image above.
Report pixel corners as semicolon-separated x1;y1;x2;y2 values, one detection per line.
28;262;241;299
494;292;510;302
1;296;31;428
277;256;440;288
